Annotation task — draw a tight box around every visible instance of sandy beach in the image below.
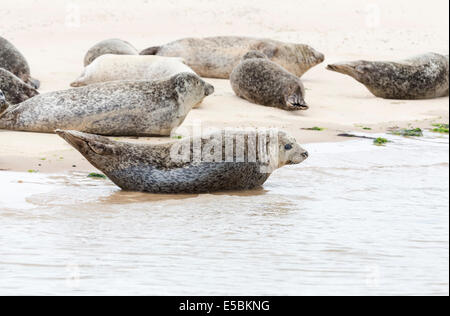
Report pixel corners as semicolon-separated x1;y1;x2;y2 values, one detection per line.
1;0;449;174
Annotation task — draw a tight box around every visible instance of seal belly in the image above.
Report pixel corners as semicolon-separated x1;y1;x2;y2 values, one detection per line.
107;162;271;194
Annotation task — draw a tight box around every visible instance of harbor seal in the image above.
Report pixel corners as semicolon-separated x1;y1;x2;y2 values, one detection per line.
84;38;139;67
140;36;325;79
0;36;40;89
71;54;196;87
0;73;214;136
230;51;308;111
56;129;309;193
0;68;39;104
327;53;449;99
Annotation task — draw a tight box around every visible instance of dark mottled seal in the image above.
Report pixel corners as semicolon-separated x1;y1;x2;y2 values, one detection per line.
327;53;449;100
84;38;139;67
0;36;40;89
141;36;325;79
56;129;309;194
0;68;39;105
230;51;308;111
0;73;214;136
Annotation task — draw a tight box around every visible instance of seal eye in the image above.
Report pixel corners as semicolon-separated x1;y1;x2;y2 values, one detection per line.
284;144;293;151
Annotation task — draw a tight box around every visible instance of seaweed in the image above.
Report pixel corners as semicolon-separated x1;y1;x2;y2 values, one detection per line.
388;128;423;137
87;173;107;179
373;137;389;146
303;127;325;131
431;124;449;134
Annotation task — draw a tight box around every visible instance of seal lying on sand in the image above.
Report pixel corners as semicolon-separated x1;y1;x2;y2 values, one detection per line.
0;68;39;104
0;36;40;89
231;51;308;111
84;38;139;67
56;129;309;193
0;73;214;136
71;54;196;87
327;53;449;100
140;36;325;79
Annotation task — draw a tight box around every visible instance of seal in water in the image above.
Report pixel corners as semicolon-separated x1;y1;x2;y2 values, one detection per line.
140;36;325;79
56;129;309;193
0;73;214;136
0;36;40;89
230;51;308;111
327;53;449;100
84;38;139;67
71;54;196;87
0;68;39;104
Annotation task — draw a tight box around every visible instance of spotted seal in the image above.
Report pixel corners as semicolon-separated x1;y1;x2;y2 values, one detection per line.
56;129;309;193
327;53;449;99
140;36;325;79
83;38;139;67
0;68;39;104
0;36;40;89
71;54;196;87
230;51;308;111
0;73;214;136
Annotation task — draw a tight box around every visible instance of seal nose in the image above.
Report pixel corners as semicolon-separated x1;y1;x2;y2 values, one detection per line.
301;151;309;159
314;50;325;63
205;83;215;96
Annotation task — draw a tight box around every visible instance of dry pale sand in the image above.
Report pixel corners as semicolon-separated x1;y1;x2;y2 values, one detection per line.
0;0;449;173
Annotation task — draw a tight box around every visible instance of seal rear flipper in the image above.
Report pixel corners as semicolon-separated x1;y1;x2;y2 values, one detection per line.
140;46;161;55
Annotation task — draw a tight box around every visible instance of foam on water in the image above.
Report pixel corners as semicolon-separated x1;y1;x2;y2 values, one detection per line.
0;133;448;295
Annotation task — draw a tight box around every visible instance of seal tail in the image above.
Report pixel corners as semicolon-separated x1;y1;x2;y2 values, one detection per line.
140;46;161;55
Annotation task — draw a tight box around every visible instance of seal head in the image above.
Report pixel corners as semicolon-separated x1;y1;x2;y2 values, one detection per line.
84;38;139;67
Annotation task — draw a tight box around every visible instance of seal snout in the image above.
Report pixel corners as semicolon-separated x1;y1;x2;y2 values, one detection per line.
326;62;361;77
205;83;215;96
314;50;325;64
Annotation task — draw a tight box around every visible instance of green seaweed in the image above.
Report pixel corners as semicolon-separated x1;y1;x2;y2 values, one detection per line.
373;137;389;146
304;127;325;131
28;169;38;173
88;173;107;179
389;128;423;137
172;135;183;139
431;124;449;134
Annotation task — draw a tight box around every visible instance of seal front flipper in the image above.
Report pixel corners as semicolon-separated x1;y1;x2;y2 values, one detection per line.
0;90;9;116
0;90;12;128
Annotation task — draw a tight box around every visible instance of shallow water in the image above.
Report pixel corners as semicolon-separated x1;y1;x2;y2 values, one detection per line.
0;132;448;296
